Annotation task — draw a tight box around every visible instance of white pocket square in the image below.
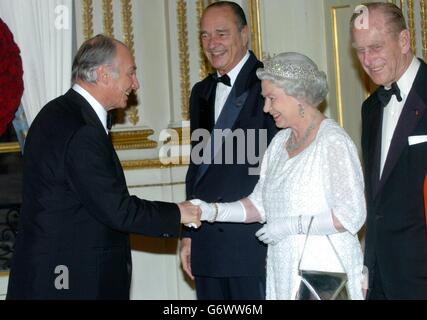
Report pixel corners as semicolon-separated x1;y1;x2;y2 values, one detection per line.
408;135;427;145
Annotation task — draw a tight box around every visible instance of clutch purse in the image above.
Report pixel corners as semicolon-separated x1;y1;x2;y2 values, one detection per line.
295;217;349;300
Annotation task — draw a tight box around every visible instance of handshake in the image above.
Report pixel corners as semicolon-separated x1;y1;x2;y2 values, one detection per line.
179;198;295;246
177;199;218;229
178;199;247;229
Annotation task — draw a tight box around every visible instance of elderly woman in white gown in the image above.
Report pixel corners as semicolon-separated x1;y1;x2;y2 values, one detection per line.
192;52;366;300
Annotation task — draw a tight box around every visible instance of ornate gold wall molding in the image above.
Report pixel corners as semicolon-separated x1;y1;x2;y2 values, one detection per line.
103;0;114;37
249;0;263;60
163;126;191;145
121;158;189;170
121;0;135;56
121;0;139;126
197;0;210;80
407;0;416;53
177;0;190;121
128;181;185;190
111;129;157;150
82;0;94;40
331;5;349;127
0;132;158;153
0;142;20;154
421;0;427;60
0;133;158;153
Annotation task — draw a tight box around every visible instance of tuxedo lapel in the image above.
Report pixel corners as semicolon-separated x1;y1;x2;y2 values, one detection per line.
234;51;262;100
377;61;427;196
196;79;217;133
192;78;218;186
379;91;427;191
195;89;250;186
367;99;383;198
194;51;262;187
212;52;260;131
214;87;248;131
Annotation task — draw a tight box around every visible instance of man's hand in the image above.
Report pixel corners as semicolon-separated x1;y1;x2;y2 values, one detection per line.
178;201;201;228
180;237;194;280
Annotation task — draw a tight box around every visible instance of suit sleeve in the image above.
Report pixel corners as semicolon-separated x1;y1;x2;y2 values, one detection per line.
65;125;181;237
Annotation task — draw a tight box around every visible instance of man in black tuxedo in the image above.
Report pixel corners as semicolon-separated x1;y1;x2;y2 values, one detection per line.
180;1;277;299
6;35;200;300
351;2;427;299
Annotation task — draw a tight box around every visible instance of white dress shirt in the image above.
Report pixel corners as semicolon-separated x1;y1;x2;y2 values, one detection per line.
72;83;109;134
380;57;420;177
214;51;250;122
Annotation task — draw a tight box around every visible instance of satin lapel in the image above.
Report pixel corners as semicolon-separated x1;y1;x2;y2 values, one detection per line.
194;88;248;187
194;52;261;187
368;100;383;198
193;78;218;186
378;77;427;195
213;89;248;131
210;88;248;160
197;79;216;133
234;51;262;101
212;51;260;133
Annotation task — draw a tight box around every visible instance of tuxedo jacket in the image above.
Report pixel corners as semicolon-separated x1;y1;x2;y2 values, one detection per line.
362;59;427;299
7;89;180;299
184;51;278;277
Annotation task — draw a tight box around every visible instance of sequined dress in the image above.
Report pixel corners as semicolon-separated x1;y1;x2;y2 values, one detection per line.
248;119;366;300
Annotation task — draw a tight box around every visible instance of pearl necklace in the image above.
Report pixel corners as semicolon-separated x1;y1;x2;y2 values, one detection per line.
285;115;319;153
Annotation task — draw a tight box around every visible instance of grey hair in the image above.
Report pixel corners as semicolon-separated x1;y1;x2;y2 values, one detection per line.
256;52;328;107
71;34;118;83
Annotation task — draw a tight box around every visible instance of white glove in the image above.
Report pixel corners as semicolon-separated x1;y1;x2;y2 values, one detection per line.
190;199;246;223
255;211;337;245
190;199;216;221
255;216;300;245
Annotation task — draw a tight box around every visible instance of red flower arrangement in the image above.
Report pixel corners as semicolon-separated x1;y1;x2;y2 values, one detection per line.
0;18;24;136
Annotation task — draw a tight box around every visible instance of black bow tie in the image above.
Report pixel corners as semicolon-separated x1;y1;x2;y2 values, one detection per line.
213;73;231;87
107;112;113;130
377;82;402;107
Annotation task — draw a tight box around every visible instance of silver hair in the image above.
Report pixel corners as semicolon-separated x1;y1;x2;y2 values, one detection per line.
256;52;328;107
71;34;118;83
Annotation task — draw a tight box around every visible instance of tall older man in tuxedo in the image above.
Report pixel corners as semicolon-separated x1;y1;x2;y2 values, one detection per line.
7;35;200;300
180;1;277;300
351;2;427;299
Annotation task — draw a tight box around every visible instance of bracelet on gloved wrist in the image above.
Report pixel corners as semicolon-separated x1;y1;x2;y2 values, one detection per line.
208;203;219;223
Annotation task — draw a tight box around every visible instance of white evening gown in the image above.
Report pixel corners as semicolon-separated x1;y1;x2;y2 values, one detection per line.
248;119;366;300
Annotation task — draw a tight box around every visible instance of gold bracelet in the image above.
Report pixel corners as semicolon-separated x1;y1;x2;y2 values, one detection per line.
208;203;219;223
